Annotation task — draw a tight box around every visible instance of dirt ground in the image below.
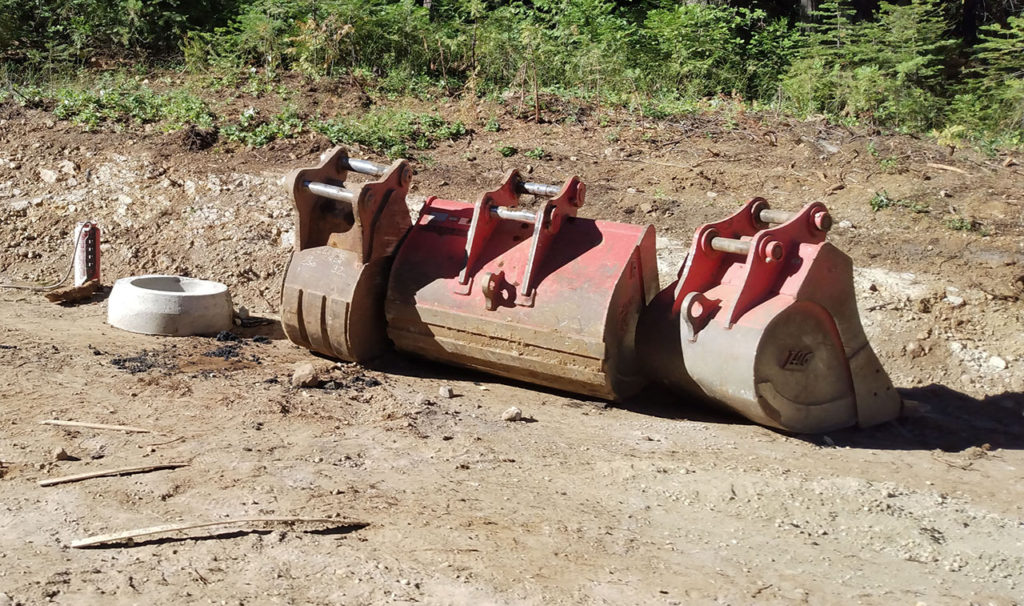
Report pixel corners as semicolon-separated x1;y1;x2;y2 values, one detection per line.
1;94;1023;605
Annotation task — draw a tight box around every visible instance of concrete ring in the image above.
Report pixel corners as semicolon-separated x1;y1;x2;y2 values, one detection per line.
107;275;233;337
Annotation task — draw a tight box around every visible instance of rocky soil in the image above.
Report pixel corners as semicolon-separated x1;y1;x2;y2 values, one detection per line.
1;96;1023;605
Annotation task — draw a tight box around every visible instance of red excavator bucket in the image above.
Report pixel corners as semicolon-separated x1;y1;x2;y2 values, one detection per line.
385;170;658;400
638;198;902;432
279;148;902;433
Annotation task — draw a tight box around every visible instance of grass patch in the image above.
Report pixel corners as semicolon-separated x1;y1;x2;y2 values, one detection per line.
312;110;468;158
52;78;214;131
869;191;929;214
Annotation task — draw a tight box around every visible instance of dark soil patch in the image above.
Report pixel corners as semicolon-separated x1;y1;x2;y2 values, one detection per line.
179;124;218;151
110;349;177;373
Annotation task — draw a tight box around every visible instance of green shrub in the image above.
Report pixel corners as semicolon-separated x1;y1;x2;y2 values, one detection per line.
949;16;1024;145
782;0;950;130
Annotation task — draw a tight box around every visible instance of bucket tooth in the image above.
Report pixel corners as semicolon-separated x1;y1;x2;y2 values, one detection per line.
641;199;902;433
280;147;412;362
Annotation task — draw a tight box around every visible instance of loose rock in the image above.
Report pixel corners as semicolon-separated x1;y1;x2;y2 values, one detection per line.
838;220;854;229
904;341;924;359
39;168;59;184
501;407;523;422
988;356;1008;371
438;385;454;399
945;295;965;307
51;447;73;461
291;362;319;388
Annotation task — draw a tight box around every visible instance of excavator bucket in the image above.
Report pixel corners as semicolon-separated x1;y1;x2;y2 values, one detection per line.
280;148;412;362
278;149;902;433
639;198;902;432
385;170;658;399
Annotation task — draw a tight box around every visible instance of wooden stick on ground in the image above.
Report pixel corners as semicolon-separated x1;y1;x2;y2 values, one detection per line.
926;162;971;175
39;463;187;487
40;420;155;434
71;516;362;548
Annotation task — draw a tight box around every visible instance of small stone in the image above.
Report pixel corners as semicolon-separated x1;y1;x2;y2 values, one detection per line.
945;295;965;307
939;189;951;198
706;191;718;198
988;356;1007;371
58;159;77;175
291;363;319;388
904;342;924;359
569;156;578;161
438;385;454;399
236;306;250;319
51;447;72;461
8;199;30;213
627;187;638;194
525;164;534;174
638;201;653;214
39;168;58;184
501;407;523;422
838;220;853;229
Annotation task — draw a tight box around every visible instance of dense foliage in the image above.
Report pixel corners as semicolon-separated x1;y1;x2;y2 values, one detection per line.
1;0;1021;145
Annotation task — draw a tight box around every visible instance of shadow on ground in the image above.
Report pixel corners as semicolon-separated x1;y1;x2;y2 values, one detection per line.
823;385;1024;452
313;347;1024;452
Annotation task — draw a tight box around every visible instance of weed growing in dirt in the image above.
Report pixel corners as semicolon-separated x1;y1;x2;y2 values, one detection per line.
497;145;518;157
870;191;929;213
946;216;988;234
484;117;501;132
52;78;214;131
312;110;468;158
221;105;303;147
524;147;547;160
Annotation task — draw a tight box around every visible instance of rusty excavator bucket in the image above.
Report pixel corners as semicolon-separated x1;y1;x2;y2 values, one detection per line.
280;148;902;433
281;148;413;361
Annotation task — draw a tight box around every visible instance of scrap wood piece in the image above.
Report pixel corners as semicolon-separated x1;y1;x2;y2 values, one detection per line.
71;516;368;548
38;463;187;487
44;280;101;304
41;420;155;434
925;162;971;175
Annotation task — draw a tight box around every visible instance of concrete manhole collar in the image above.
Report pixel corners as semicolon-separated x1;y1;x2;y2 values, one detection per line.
107;275;233;336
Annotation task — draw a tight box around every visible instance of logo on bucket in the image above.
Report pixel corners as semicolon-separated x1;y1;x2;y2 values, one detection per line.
783;349;814;370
